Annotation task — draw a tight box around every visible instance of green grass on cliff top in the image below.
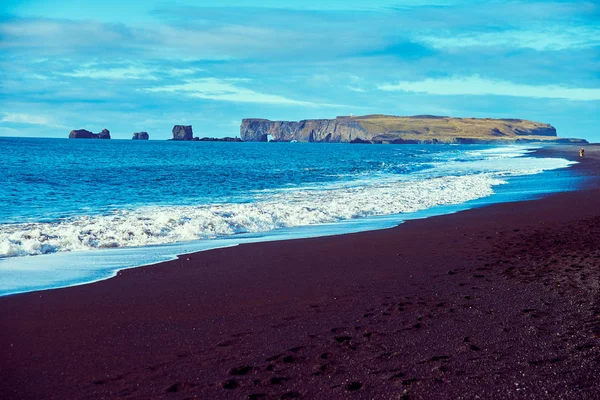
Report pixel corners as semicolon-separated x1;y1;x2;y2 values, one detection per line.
349;114;554;139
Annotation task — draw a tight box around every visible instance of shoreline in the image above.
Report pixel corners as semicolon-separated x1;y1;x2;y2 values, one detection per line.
0;144;580;298
1;144;599;399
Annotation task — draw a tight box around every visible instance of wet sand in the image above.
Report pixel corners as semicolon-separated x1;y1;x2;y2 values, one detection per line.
1;145;599;399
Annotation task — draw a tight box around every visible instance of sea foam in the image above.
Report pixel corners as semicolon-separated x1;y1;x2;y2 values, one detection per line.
0;144;574;259
1;174;503;257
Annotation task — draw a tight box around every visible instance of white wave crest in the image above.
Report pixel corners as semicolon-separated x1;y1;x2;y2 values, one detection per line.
0;174;505;257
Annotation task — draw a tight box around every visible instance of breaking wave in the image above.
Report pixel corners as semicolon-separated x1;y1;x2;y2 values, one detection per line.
0;142;576;259
1;174;504;257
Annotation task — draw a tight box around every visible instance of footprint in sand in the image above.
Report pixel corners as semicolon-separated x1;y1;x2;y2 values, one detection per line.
229;365;253;375
222;379;238;389
346;382;363;391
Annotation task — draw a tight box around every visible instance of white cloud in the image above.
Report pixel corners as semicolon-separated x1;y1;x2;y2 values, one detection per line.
0;113;66;127
418;27;600;51
62;66;158;80
168;68;204;76
378;75;600;101
59;64;204;81
0;15;383;61
346;86;366;93
144;78;341;107
0;20;129;51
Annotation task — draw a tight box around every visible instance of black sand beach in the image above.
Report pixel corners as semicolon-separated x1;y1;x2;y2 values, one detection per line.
1;145;599;399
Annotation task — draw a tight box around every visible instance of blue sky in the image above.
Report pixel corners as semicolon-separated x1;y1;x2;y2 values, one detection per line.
1;0;599;140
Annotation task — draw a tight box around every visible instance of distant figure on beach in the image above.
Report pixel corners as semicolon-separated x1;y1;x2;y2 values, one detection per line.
580;148;585;157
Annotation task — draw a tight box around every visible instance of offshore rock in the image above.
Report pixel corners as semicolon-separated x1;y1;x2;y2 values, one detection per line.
132;132;149;140
69;129;111;139
240;115;585;144
350;138;372;144
197;137;243;142
172;125;194;141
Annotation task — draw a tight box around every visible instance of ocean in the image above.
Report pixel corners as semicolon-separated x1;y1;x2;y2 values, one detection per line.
0;137;579;296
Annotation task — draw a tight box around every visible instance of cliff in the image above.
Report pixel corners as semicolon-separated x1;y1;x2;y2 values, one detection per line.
69;129;111;139
240;115;586;144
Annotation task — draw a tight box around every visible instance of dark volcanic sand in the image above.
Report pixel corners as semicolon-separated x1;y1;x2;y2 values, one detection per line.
1;145;600;400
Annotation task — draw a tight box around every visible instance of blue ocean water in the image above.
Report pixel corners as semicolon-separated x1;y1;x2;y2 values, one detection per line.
0;137;579;296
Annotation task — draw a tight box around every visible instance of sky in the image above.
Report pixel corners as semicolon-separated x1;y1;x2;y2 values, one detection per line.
1;0;599;141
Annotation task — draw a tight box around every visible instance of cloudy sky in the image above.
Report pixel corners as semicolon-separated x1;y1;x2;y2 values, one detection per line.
1;0;599;140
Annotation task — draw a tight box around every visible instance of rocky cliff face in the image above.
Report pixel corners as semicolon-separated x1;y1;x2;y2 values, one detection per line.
240;117;367;142
239;115;579;144
132;132;149;140
172;125;194;141
69;129;111;139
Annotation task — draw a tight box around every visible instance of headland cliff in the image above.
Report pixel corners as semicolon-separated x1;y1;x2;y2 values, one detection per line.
240;115;586;144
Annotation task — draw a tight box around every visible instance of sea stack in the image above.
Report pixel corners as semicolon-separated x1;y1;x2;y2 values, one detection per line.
132;132;149;140
69;129;111;139
98;129;111;139
172;125;194;141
